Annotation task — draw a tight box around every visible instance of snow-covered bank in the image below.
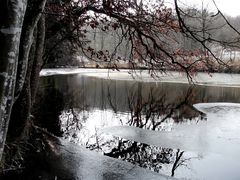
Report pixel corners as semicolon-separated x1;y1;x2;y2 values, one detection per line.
40;68;240;87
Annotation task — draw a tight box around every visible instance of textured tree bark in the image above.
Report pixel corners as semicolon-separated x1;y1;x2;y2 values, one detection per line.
0;0;28;163
8;0;46;141
14;0;47;100
30;16;45;103
8;15;46;140
0;0;47;165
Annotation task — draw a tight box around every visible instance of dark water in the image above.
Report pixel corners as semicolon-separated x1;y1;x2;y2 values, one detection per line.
34;73;240;179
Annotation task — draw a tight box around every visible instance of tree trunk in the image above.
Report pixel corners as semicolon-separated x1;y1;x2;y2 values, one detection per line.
0;0;28;163
30;16;46;103
8;0;46;140
14;0;46;100
0;0;47;166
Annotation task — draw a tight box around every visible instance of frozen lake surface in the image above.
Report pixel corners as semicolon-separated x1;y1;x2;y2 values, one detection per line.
102;103;240;180
35;68;240;179
102;103;240;156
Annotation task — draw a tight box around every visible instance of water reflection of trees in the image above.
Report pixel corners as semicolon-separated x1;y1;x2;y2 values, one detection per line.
58;89;90;142
57;81;204;176
36;76;204;177
34;77;90;138
118;83;205;130
104;140;173;173
100;84;203;176
33;79;64;136
88;83;204;176
87;136;189;177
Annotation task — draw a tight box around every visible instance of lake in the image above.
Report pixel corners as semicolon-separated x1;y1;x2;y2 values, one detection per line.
35;69;240;179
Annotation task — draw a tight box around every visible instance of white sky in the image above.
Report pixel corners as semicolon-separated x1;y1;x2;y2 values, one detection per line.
166;0;240;17
212;0;240;17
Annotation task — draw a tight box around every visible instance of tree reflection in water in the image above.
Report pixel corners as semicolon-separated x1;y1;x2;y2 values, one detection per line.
125;83;205;130
33;78;64;136
58;82;204;176
35;75;240;178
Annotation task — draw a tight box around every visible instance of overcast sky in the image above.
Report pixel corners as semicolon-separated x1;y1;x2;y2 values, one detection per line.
213;0;240;17
166;0;240;17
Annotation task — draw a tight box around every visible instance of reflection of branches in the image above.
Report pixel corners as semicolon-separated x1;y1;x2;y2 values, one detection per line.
125;84;203;130
86;128;103;152
104;139;174;173
100;138;192;177
171;149;184;177
59;87;90;140
107;83;117;113
63;108;83;133
153;86;194;129
95;138;193;176
33;86;64;136
51;78;202;176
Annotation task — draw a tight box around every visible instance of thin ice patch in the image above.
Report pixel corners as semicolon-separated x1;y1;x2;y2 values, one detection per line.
194;103;240;114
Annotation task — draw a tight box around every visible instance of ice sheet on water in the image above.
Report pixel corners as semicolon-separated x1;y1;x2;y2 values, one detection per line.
40;68;178;82
194;102;240;114
40;68;240;87
100;103;240;179
101;103;240;157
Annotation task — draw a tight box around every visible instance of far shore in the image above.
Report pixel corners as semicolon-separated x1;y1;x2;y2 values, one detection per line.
40;68;240;87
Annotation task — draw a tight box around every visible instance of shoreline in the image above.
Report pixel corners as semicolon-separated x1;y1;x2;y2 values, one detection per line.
40;68;240;88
